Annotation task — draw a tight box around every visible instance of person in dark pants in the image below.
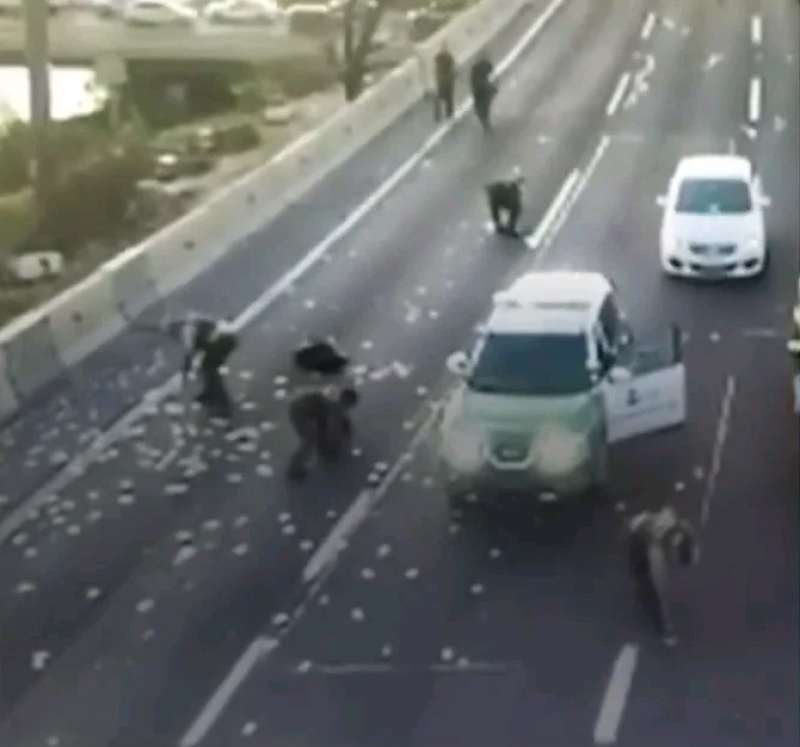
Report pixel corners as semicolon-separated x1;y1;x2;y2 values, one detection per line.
486;169;524;236
287;386;359;481
470;54;497;132
433;42;456;122
626;506;699;646
169;315;238;417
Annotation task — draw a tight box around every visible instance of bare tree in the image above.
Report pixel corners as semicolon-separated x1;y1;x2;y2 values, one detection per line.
340;0;392;101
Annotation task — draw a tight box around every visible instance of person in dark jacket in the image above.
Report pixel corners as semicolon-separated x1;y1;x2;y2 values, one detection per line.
433;42;456;122
293;338;350;376
287;386;359;481
626;506;699;646
168;314;238;417
486;169;524;236
470;54;497;132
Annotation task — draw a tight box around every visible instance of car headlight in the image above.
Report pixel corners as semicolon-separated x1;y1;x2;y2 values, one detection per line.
531;426;589;477
440;420;484;474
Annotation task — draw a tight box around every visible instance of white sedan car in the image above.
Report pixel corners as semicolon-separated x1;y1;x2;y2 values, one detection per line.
204;0;282;25
123;0;198;25
659;155;768;279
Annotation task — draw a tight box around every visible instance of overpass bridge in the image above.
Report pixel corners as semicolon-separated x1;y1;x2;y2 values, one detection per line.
0;16;322;67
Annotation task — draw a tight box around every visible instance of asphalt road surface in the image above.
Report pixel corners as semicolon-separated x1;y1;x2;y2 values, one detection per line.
0;0;797;745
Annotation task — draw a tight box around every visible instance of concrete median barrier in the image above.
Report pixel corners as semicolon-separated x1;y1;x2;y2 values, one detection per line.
0;349;19;422
104;245;161;322
0;311;64;400
46;269;126;368
144;207;231;298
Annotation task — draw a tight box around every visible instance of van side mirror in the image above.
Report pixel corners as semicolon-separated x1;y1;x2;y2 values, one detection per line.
446;351;471;377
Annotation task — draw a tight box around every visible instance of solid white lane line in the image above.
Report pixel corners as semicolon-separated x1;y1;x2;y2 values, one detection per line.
0;0;572;549
303;402;436;585
297;660;522;676
640;12;656;41
525;169;581;250
700;375;736;527
302;490;373;583
748;76;762;123
741;327;778;339
606;72;631;117
180;636;277;747
751;14;762;47
594;644;639;744
539;134;611;255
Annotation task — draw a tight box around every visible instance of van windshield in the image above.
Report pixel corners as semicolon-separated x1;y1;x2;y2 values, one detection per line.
469;333;591;397
676;178;752;214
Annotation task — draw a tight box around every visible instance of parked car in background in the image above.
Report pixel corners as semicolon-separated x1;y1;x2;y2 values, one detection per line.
123;0;198;25
66;0;117;17
0;0;22;17
284;2;337;36
48;0;73;14
406;0;470;41
72;0;118;17
204;0;282;25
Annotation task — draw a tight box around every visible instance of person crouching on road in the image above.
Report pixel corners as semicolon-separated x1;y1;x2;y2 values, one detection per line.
287;386;359;481
168;314;238;418
626;505;699;647
486;169;525;237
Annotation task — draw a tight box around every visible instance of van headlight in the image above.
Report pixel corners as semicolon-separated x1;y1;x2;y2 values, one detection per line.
531;426;589;477
745;236;763;254
441;421;485;474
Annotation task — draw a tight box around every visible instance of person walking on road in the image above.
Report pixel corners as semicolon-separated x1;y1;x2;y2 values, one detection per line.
168;314;239;418
626;505;699;647
485;168;525;237
433;42;456;122
286;386;359;481
470;54;497;132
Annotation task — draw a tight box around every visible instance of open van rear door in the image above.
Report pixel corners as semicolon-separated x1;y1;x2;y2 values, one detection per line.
603;325;686;443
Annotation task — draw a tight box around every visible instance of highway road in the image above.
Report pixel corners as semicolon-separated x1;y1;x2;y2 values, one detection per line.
0;0;797;745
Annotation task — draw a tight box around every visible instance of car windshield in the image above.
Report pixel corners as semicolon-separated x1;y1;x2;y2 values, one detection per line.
468;333;591;397
676;178;752;214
